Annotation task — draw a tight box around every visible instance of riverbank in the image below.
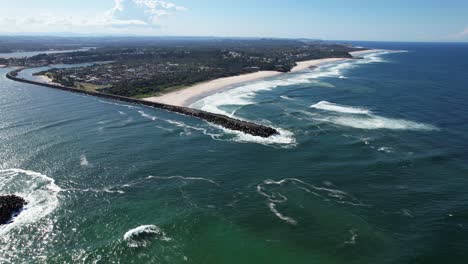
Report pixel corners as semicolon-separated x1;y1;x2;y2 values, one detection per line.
144;56;366;107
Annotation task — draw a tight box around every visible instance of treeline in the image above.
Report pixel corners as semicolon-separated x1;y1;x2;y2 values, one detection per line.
26;38;363;97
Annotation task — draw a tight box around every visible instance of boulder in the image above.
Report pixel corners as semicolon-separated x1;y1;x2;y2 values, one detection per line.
0;195;27;225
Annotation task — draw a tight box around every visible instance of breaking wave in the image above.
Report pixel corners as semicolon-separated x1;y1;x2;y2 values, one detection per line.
123;225;172;248
213;124;296;147
313;114;436;131
0;169;61;236
188;50;402;145
310;101;437;131
192;50;403;114
311;101;371;114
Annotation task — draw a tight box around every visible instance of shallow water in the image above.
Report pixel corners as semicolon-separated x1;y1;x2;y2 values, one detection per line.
1;42;468;263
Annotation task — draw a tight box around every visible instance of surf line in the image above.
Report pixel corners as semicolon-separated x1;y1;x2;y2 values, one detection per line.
6;70;279;138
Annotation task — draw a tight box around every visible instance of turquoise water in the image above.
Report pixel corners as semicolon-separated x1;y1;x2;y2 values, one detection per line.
1;42;468;263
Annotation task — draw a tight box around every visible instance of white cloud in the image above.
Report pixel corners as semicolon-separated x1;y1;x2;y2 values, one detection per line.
0;0;186;33
457;27;468;39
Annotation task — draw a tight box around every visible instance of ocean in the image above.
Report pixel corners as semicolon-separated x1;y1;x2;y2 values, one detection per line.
1;42;468;263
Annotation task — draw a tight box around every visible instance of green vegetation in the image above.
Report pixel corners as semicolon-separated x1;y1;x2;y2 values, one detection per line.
6;37;365;98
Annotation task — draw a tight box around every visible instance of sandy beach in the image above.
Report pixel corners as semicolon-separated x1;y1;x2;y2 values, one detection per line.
290;58;349;72
144;57;353;107
0;65;6;68
144;70;282;107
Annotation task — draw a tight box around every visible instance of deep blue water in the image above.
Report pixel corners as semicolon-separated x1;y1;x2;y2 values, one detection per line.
1;42;468;263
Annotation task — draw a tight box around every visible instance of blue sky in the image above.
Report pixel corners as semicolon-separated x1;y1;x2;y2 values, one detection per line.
0;0;467;42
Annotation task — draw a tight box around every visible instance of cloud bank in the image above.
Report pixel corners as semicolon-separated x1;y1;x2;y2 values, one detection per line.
0;0;186;34
457;27;468;39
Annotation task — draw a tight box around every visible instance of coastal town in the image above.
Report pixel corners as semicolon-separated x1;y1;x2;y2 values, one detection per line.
1;38;363;98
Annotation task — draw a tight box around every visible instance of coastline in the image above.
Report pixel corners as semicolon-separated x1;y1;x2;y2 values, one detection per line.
26;49;379;108
144;56;357;107
144;70;282;107
5;70;280;138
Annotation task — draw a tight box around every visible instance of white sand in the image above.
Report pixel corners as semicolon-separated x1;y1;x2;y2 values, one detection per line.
290;58;349;72
144;57;350;107
144;70;282;107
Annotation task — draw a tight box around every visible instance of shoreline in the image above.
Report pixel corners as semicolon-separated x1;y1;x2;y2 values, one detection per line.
6;70;279;138
26;49;379;108
144;54;372;107
144;70;283;107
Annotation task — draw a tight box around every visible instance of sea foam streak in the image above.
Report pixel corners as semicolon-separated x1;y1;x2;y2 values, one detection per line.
124;225;172;247
138;110;158;121
314;114;436;131
146;175;219;186
311;101;371;114
0;169;61;236
310;101;437;131
256;178;365;225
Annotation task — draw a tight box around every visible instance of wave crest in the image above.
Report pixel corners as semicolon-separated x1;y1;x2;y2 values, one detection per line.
0;169;61;236
311;101;371;114
124;225;171;247
310;101;437;131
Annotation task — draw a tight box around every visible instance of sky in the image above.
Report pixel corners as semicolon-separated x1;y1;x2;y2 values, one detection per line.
0;0;467;42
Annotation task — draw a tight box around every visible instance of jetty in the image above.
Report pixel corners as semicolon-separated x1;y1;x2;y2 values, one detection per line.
6;70;279;138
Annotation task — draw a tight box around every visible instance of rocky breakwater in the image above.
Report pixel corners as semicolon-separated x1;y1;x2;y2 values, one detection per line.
0;195;27;225
6;70;279;138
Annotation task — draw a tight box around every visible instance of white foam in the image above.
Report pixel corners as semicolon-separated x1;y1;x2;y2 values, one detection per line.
70;187;125;194
98;100;138;109
123;225;171;247
80;155;90;167
268;202;297;225
377;147;393;153
0;169;61;236
314;114;436;131
311;101;371;114
189;50;408;145
138;110;158;121
309;101;437;131
345;229;358;245
256;178;365;225
280;95;295;101
191;61;357;115
215;125;297;147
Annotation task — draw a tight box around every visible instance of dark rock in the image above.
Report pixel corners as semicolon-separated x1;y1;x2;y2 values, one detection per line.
0;195;27;225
